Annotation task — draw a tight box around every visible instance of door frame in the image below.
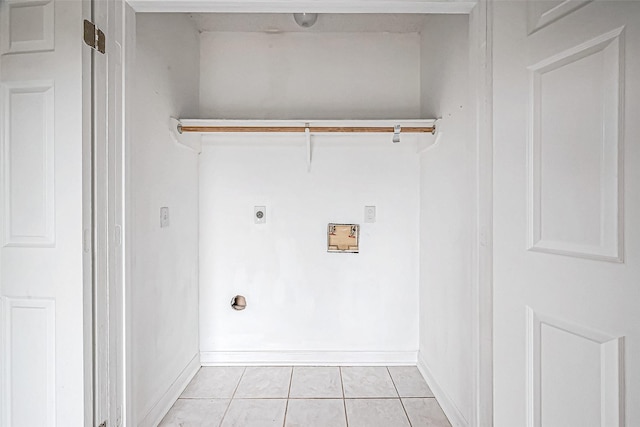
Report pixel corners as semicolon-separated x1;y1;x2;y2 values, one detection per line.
469;1;494;425
116;1;493;426
87;1;127;426
82;0;94;424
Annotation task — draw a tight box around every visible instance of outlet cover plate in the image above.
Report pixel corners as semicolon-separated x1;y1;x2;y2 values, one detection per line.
254;206;266;224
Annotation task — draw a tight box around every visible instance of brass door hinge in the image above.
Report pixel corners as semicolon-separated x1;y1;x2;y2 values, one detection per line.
84;19;105;54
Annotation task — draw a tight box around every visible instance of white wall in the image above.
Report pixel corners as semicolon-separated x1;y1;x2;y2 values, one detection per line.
199;31;421;119
199;136;420;363
197;29;422;363
417;15;473;426
130;13;200;425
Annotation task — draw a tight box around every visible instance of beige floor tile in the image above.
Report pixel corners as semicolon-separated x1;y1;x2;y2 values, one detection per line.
181;367;245;399
234;367;292;398
345;398;410;427
402;398;452;427
159;398;229;426
388;366;434;397
221;399;287;427
285;399;347;427
289;367;343;398
341;366;398;398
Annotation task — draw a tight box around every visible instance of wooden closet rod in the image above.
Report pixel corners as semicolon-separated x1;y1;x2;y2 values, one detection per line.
178;125;436;134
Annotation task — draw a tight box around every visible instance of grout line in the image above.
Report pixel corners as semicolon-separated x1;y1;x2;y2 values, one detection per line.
339;367;349;427
218;366;246;427
217;396;409;400
179;397;233;400
287;366;294;398
387;367;413;427
343;397;413;400
283;366;294;427
385;367;400;399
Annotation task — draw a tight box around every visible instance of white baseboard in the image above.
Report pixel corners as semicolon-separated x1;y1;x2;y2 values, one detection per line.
417;351;468;427
200;351;418;366
137;353;200;427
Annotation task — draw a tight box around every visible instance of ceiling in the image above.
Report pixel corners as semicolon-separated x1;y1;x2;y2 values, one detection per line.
190;13;430;33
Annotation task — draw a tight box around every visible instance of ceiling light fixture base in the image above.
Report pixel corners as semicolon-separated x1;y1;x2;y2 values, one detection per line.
293;12;318;28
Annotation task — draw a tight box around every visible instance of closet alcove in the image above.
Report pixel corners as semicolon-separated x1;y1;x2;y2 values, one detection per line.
129;12;474;426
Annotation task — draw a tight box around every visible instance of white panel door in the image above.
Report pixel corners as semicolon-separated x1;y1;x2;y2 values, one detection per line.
493;1;639;426
0;0;89;426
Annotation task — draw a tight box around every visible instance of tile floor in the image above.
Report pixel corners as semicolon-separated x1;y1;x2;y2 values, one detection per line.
159;366;452;427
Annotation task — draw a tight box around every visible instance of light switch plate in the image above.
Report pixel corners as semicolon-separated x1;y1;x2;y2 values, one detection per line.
160;207;170;228
254;206;266;224
364;206;376;223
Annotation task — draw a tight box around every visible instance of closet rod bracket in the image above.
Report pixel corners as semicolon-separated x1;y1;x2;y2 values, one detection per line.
393;124;401;143
169;117;202;153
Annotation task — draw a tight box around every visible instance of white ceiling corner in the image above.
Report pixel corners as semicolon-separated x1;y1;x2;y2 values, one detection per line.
189;13;431;34
127;0;477;15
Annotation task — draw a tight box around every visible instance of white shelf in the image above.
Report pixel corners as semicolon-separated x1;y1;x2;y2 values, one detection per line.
169;118;440;165
177;118;436;128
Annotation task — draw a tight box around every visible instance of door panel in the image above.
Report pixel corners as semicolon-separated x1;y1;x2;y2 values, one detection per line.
3;298;55;426
0;0;55;54
528;27;623;261
527;0;592;34
2;80;55;247
494;1;639;426
0;0;88;425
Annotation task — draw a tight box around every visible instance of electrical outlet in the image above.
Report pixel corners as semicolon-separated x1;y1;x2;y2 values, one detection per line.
160;207;170;228
364;206;376;223
254;206;266;224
